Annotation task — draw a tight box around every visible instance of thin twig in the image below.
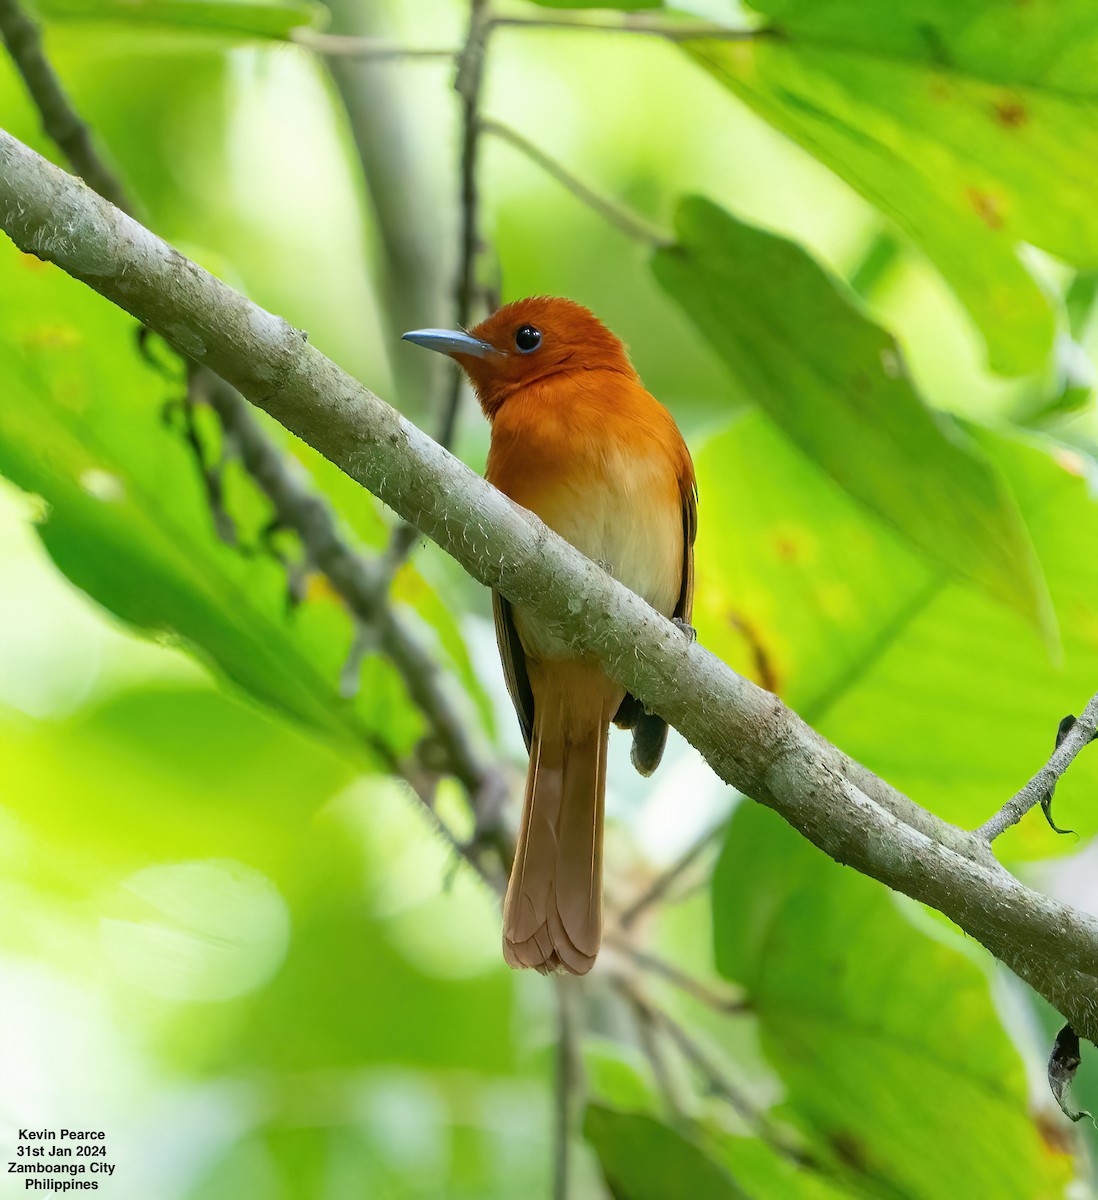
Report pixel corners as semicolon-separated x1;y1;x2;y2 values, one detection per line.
553;976;583;1200
490;13;765;42
193;370;513;871
619;980;814;1169
605;933;747;1014
481;118;668;246
0;0;129;209
618;821;725;930
623;987;689;1124
977;693;1098;841
293;30;458;61
437;0;493;451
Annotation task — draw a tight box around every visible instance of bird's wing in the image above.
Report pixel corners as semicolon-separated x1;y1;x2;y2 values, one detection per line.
493;591;535;752
615;478;698;775
676;479;697;623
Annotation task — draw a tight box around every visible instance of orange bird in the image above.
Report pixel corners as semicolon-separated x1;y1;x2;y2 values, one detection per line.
404;298;696;974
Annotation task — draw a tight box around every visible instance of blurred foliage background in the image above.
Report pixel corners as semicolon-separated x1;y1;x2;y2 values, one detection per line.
2;0;1098;1196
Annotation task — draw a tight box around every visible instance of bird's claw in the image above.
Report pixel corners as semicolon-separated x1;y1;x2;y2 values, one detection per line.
596;559;614;576
672;617;697;643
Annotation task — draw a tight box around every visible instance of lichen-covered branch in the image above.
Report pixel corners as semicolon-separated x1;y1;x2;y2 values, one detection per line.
3;127;1098;1039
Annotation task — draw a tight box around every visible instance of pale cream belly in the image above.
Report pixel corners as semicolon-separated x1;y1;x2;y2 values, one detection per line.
513;456;683;663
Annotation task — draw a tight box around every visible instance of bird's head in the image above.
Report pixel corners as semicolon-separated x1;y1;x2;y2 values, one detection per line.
403;296;637;417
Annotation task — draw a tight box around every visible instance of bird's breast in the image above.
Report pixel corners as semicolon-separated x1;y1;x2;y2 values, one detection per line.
487;382;686;662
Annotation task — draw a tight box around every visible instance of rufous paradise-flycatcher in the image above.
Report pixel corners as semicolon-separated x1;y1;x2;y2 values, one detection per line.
404;297;696;975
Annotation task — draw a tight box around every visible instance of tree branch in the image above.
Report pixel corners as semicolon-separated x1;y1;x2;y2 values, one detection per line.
489;13;765;42
977;694;1098;841
437;0;493;451
480;118;668;246
617;980;812;1167
617;820;724;931
190;368;511;855
4;130;1098;1039
293;30;458;61
553;976;582;1200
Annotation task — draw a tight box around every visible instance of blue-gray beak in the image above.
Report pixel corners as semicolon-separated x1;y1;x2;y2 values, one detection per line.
402;328;499;358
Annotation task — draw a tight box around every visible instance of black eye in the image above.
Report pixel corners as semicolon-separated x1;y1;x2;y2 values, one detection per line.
514;325;542;353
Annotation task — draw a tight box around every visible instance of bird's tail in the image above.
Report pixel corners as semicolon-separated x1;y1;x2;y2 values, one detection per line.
503;669;617;975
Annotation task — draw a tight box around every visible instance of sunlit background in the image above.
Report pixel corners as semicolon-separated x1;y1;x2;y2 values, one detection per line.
2;0;1098;1195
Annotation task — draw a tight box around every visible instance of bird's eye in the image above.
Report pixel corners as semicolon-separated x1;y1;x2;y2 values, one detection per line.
514;325;542;353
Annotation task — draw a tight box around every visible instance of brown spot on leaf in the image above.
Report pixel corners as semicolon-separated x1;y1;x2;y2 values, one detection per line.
726;610;781;695
966;187;1004;230
829;1131;871;1174
775;537;799;562
927;78;951;102
994;98;1028;128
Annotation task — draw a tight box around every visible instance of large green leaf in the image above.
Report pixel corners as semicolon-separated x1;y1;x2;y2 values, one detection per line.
693;411;1098;856
715;1137;850;1200
684;8;1098;376
653;197;1053;639
35;0;324;38
0;244;480;767
584;1106;749;1200
712;804;1073;1198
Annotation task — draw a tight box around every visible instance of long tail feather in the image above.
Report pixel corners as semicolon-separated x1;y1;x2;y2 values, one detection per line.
503;682;613;975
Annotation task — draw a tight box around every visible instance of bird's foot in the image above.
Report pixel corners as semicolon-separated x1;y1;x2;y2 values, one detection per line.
672;617;697;643
596;559;615;576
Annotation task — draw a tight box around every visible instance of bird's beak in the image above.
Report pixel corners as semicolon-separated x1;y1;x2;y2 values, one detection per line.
401;328;499;359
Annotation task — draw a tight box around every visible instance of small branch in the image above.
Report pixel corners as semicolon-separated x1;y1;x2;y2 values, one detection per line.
193;370;513;872
618;981;812;1168
623;986;689;1124
553;976;583;1200
437;0;494;451
977;694;1098;841
481;118;668;246
605;934;747;1015
0;0;129;210
490;13;765;42
618;820;724;931
292;30;458;60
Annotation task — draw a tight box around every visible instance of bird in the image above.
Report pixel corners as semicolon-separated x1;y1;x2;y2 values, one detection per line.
403;297;696;975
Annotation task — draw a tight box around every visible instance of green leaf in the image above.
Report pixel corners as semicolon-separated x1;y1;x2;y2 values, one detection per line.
0;245;477;767
653;196;1054;639
693;411;1098;855
712;804;1073;1198
716;1137;851;1200
36;0;323;38
684;7;1098;375
584;1106;749;1200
